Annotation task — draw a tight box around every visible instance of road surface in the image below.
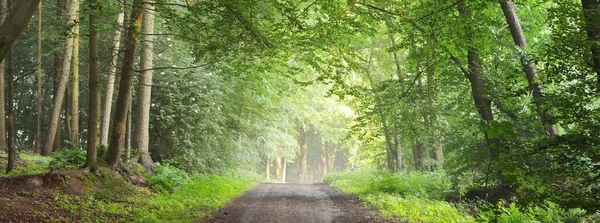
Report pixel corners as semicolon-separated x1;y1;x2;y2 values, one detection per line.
209;183;391;223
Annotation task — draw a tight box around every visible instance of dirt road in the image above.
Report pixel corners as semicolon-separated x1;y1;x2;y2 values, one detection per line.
209;183;391;223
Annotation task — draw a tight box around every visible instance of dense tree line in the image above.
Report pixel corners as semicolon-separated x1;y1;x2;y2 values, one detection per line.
1;0;599;213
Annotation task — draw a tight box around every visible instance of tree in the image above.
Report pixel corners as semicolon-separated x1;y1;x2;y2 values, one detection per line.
134;0;155;173
581;0;600;84
69;0;79;146
105;0;143;168
41;0;77;156
0;0;42;62
83;0;100;172
5;0;14;173
100;1;125;146
35;0;42;154
499;0;559;136
0;0;6;153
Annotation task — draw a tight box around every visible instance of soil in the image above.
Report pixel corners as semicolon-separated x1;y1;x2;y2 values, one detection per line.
209;183;394;223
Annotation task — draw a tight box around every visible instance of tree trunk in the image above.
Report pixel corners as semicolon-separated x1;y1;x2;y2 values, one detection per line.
394;134;403;171
276;156;282;182
42;0;77;156
412;139;423;171
297;126;308;183
52;0;66;153
282;157;287;183
265;156;271;180
83;0;99;172
105;0;143;168
100;1;125;146
134;0;155;172
0;0;7;152
5;32;14;173
34;0;42;154
364;64;397;172
0;0;42;62
499;0;559;136
581;0;600;84
456;2;500;159
125;98;132;162
69;0;80;146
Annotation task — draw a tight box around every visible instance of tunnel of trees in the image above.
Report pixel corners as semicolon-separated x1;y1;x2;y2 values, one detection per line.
0;0;599;222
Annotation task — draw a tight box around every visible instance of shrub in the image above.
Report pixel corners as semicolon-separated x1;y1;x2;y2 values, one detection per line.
476;200;588;223
146;163;190;194
48;148;86;170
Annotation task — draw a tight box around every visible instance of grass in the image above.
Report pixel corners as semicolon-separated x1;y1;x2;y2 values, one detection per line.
325;169;474;223
0;151;257;222
0;151;52;177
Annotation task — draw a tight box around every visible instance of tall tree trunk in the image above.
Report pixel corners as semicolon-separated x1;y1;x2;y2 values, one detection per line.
499;0;559;136
456;2;500;159
394;135;403;171
276;156;282;182
105;0;143;168
83;0;100;171
125;99;132;162
297;126;308;183
281;157;287;183
100;1;125;146
0;0;7;152
364;64;396;172
0;0;43;62
581;0;600;84
412;139;423;171
265;156;271;180
42;0;77;156
5;31;14;173
52;0;66;153
134;0;155;172
35;0;42;154
69;0;79;146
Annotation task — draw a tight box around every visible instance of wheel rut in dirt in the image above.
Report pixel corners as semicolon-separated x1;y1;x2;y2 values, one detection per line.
209;183;391;223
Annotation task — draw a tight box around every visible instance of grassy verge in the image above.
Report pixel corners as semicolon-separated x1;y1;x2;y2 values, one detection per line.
325;169;599;223
325;169;473;223
0;151;257;222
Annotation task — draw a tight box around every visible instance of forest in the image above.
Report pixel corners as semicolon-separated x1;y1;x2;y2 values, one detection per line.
0;0;599;222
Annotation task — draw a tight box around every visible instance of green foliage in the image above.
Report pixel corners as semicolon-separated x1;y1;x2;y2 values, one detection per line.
477;201;589;223
48;148;86;170
146;163;190;194
56;166;255;222
325;170;472;223
0;152;51;176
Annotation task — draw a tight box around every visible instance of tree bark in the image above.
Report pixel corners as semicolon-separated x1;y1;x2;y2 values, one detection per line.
42;0;77;156
0;0;42;62
281;157;287;183
394;134;403;171
125;98;132;162
52;0;66;153
83;0;99;172
0;0;7;152
34;0;42;154
265;156;271;180
412;139;423;171
100;1;125;146
297;126;308;183
69;0;79;146
581;0;600;84
5;30;14;173
499;0;559;136
105;0;143;168
134;0;155;172
456;2;500;159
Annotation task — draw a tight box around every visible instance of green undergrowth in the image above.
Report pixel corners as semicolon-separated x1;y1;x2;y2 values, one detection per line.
325;169;599;223
0;151;52;176
56;164;257;222
325;169;473;223
0;151;256;222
